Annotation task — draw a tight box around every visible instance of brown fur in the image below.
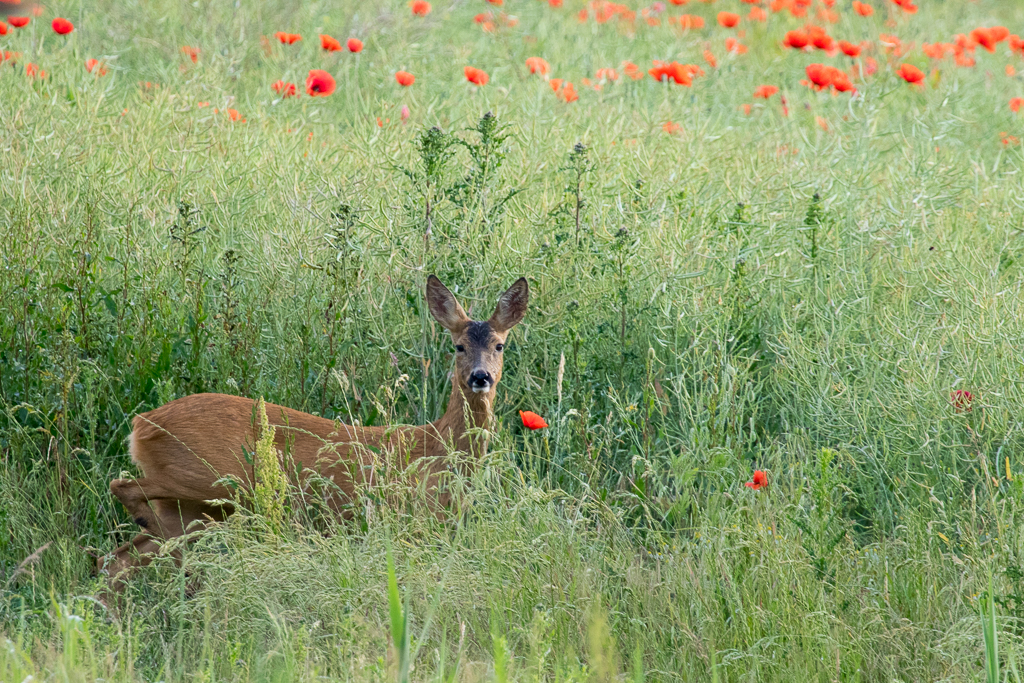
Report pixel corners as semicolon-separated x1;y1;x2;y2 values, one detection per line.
99;276;528;587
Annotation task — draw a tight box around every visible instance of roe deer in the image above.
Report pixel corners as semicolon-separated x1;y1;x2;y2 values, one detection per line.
98;275;528;585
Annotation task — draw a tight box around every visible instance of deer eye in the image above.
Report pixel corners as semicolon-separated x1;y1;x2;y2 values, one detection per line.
495;344;504;352
455;345;465;353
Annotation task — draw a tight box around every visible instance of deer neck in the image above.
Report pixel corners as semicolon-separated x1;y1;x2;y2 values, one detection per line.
428;379;494;463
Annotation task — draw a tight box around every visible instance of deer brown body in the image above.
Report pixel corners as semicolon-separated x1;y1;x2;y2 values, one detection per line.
99;275;528;586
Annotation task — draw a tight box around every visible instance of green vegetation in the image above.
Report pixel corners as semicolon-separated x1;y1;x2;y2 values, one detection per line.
3;0;1024;680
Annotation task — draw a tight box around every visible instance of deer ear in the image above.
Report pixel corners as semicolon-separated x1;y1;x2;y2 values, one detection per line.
426;275;469;331
489;277;529;333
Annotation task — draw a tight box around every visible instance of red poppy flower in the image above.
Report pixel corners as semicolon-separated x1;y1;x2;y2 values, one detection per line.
553;80;577;102
395;70;415;86
520;410;548;430
275;32;302;45
51;17;73;34
8;16;29;28
745;470;768;490
890;0;916;13
320;34;342;52
649;60;701;86
225;108;245;122
831;71;855;93
0;20;7;35
305;69;336;96
1012;98;1024;114
410;0;431;16
622;61;643;80
951;390;974;412
272;79;298;97
717;11;740;28
725;38;748;55
897;63;924;84
596;67;619;81
464;65;489;85
526;56;550;75
703;49;717;68
753;84;779;99
674;14;704;29
783;30;810;49
85;58;107;76
748;7;767;22
805;63;834;89
25;62;45;78
852;1;873;16
838;40;861;57
971;27;1010;53
347;37;363;53
180;46;199;63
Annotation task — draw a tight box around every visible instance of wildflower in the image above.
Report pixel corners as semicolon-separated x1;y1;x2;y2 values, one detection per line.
25;62;46;78
674;14;704;30
890;0;917;13
0;20;6;35
1012;98;1024;113
649;60;701;85
745;470;768;490
51;18;73;34
816;115;828;131
225;108;245;122
951;389;974;412
557;81;578;102
305;69;336;96
8;16;29;28
347;38;363;53
703;49;717;68
395;70;415;86
897;63;924;84
275;32;302;45
520;410;548;430
180;46;200;64
1007;65;1016;77
320;35;342;52
663;121;682;134
596;67;619;81
971;27;1010;53
831;71;855;92
401;104;410;122
838;40;861;57
85;58;107;76
749;7;767;22
622;61;643;80
805;63;834;89
717;11;739;28
410;0;431;16
725;38;747;55
272;80;298;97
783;30;810;50
753;84;778;99
526;56;550;75
851;1;873;16
464;65;489;85
741;103;752;115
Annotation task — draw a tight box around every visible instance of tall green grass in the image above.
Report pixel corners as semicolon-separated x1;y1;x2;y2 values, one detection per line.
4;0;1024;679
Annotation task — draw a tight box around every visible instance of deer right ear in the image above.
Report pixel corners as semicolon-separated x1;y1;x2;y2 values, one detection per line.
426;275;469;332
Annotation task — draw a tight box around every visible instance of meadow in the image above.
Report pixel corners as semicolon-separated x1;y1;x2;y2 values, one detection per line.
3;0;1024;680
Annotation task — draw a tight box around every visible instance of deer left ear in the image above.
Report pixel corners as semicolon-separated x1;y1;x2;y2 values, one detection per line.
489;277;529;333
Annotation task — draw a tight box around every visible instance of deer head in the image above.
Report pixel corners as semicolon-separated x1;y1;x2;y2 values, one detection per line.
427;275;528;396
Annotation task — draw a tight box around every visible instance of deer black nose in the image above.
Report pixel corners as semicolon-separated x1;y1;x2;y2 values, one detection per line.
469;370;492;388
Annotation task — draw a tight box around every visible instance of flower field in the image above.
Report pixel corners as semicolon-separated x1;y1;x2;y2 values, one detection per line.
3;0;1024;680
